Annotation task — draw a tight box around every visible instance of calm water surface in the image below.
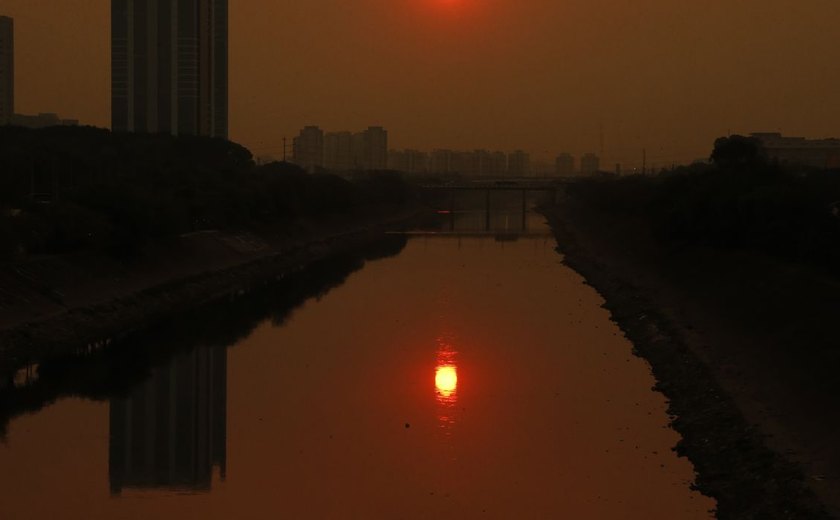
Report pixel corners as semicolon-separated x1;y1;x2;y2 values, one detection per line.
0;208;715;519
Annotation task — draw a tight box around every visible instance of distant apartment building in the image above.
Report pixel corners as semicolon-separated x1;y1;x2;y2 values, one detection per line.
752;133;840;170
361;126;388;170
292;126;324;173
469;150;491;176
111;0;228;138
466;150;507;176
387;150;404;171
450;151;472;176
461;150;494;177
0;16;12;126
324;131;354;171
11;113;79;128
581;153;600;174
429;149;453;173
556;153;575;176
508;150;531;176
315;126;388;171
486;152;508;176
388;149;428;173
351;132;366;169
555;153;575;176
427;149;508;175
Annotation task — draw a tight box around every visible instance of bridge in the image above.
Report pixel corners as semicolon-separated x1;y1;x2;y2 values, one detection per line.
419;177;571;192
419;177;569;231
394;230;554;241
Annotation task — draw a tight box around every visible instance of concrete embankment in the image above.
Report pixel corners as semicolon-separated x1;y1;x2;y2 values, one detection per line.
0;208;425;375
541;199;839;519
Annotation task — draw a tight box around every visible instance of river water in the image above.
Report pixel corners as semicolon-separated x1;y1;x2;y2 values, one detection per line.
0;205;715;519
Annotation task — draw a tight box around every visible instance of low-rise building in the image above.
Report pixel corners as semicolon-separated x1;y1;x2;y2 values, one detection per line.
752;132;840;169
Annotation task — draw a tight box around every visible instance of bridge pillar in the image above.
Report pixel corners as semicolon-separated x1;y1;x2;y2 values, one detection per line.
449;191;455;231
485;190;491;231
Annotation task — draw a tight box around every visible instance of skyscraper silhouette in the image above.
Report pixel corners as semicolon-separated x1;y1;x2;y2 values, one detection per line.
111;0;228;138
0;16;13;126
109;345;227;494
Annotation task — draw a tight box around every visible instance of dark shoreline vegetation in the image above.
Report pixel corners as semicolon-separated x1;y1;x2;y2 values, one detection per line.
568;135;840;274
0;126;413;259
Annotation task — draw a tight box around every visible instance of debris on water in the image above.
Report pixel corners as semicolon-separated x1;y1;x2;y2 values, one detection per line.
405;423;411;429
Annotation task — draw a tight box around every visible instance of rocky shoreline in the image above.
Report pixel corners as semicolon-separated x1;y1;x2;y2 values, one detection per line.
541;203;834;519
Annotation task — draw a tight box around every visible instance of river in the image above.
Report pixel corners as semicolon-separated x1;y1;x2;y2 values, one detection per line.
0;202;715;519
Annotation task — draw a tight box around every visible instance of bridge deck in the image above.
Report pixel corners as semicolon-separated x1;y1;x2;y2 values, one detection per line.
419;178;571;191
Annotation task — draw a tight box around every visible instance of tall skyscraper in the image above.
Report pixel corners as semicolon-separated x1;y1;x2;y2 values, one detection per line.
0;16;13;126
109;345;227;495
111;0;228;138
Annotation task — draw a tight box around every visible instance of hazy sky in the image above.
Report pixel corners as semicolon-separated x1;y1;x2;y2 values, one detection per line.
3;0;840;166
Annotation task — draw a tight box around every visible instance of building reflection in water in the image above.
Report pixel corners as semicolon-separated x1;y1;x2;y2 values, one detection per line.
108;345;227;495
435;338;459;434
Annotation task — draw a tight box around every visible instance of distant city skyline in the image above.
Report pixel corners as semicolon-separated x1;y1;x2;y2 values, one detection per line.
1;1;839;168
292;125;388;173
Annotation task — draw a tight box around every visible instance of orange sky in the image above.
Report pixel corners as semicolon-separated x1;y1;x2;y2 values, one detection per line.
3;0;839;167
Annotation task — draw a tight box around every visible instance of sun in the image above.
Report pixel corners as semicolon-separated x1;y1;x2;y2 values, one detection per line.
431;0;469;13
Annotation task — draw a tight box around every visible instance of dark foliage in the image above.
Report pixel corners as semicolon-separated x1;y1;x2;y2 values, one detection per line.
0;127;412;259
566;137;840;272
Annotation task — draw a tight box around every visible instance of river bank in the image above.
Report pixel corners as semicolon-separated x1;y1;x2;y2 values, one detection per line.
541;198;839;519
0;206;427;376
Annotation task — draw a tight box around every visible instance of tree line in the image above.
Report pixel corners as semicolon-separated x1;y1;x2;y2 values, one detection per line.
0;126;412;259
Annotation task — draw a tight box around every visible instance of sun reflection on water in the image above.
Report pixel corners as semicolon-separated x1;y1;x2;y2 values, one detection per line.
435;340;459;434
435;365;458;397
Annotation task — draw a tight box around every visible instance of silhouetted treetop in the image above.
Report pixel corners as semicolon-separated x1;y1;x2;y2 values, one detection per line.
711;135;765;169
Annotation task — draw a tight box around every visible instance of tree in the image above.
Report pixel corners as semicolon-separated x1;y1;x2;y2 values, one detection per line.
711;135;765;169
